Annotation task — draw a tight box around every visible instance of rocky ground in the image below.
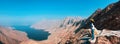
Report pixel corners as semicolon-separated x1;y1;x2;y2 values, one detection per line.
0;27;29;44
95;29;120;44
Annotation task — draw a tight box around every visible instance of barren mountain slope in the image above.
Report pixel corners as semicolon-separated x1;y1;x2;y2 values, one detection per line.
0;27;29;44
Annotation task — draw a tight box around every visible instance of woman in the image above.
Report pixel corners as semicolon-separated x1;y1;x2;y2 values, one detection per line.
90;19;97;40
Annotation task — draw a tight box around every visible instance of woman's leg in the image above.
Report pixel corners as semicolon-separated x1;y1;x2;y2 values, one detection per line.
91;29;94;40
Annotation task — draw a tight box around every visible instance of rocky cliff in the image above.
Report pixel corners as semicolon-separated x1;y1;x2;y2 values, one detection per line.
93;1;120;44
67;1;120;44
86;1;120;30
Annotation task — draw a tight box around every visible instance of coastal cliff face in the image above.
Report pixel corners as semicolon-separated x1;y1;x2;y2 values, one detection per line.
0;27;29;44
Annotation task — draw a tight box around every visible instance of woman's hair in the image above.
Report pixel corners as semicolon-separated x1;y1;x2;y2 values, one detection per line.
90;19;95;23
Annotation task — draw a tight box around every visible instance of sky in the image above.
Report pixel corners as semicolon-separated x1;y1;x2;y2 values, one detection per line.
0;0;118;26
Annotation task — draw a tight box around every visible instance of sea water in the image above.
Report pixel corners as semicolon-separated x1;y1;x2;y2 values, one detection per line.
13;25;50;41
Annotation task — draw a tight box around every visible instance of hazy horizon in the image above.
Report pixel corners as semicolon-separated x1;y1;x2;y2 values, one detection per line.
0;0;118;26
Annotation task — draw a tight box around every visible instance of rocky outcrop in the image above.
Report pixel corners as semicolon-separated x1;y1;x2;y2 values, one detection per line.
95;35;120;44
85;1;120;30
94;29;120;44
95;36;112;44
0;27;29;44
82;1;120;44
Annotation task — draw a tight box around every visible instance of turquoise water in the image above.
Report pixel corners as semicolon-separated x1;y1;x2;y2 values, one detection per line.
13;25;50;41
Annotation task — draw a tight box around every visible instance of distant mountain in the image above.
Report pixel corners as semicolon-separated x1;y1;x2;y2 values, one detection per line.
31;20;62;33
31;17;83;33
